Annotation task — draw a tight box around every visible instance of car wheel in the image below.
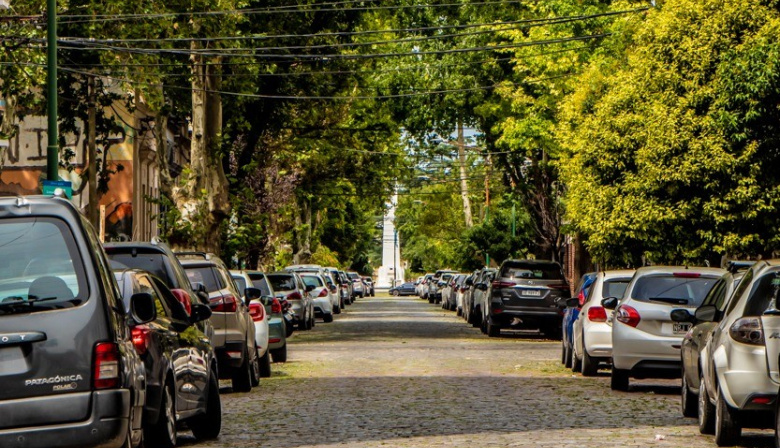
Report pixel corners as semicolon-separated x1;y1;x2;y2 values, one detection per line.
189;372;222;440
456;307;462;317
562;340;572;368
698;378;715;434
610;368;629;391
323;313;334;323
392;290;400;296
259;350;272;378
715;386;741;446
271;344;288;363
487;317;501;338
146;382;177;448
334;304;341;315
471;307;482;328
581;348;599;377
232;350;253;393
428;295;434;304
681;371;697;418
250;348;260;388
571;348;582;373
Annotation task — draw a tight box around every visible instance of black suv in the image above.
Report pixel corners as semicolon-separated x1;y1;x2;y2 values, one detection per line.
483;259;570;338
0;197;154;448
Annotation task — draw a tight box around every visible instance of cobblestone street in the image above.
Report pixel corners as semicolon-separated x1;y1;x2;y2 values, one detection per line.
184;295;773;448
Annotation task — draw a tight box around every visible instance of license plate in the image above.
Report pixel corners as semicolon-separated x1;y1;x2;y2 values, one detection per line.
673;323;691;335
521;289;541;297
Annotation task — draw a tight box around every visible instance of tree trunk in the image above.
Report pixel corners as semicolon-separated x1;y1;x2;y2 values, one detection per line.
86;76;99;230
293;197;312;264
457;119;473;228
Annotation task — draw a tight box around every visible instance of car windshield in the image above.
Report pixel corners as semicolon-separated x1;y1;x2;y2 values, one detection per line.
184;266;223;292
500;262;563;280
630;274;719;306
267;274;296;291
602;278;631;299
0;218;87;315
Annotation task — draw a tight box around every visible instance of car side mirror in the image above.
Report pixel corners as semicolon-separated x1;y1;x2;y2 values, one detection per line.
694;305;718;322
601;297;619;310
194;282;209;303
244;287;263;302
476;283;488;291
670;308;694;323
306;284;316;292
565;297;580;308
328;283;337;293
190;303;212;324
130;292;156;324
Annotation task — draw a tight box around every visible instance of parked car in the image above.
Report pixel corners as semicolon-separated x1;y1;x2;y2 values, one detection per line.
347;271;365;298
0;197;148;448
418;274;434;299
441;274;465;311
267;272;315;330
605;265;724;392
230;270;274;375
389;282;417;296
482;260;570;338
299;272;335;323
428;270;458;304
244;271;289;362
470;268;497;328
177;253;260;392
363;277;375;296
463;268;492;326
678;269;742;424
563;272;596;368
456;274;474;317
324;267;347;313
679;261;778;445
115;269;220;446
570;270;634;375
338;270;354;305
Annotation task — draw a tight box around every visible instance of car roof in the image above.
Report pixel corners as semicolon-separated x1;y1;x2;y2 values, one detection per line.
600;269;635;279
633;266;726;276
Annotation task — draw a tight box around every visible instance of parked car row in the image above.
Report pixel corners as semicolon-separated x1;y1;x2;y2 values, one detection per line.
0;197;372;448
417;260;571;339
560;261;780;447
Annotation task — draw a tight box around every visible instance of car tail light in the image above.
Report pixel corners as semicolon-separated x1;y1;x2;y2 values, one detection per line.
93;342;120;389
616;305;640;327
131;325;152;355
269;338;281;343
211;295;238;313
587;306;608;322
673;272;701;278
249;302;265;322
318;288;329;298
287;292;303;301
271;298;282;314
492;281;516;288
492;308;503;314
577;290;587;307
730;317;764;345
170;289;192;315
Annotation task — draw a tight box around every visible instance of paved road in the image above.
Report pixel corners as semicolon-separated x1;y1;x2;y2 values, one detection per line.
185;295;772;448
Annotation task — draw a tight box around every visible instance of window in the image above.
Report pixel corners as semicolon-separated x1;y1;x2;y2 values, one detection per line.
0;218;87;314
267;274;296;291
725;268;754;316
233;276;248;293
742;270;780;317
136;275;169;318
500;262;564;280
602;279;631;299
185;266;222;292
630;274;719;307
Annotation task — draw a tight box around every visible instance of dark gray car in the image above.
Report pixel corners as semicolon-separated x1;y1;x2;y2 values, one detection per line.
0;197;153;448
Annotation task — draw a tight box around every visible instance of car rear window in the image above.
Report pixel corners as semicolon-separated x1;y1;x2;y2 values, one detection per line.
630;274;719;306
184;266;223;292
500;262;564;280
301;274;323;288
0;218;88;314
268;274;296;291
602;279;631;299
232;275;248;293
742;271;780;317
108;252;171;283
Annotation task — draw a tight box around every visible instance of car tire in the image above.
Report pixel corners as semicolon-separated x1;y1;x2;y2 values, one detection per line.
271;345;288;363
189;372;222;440
571;349;582;373
715;386;741;447
487;319;501;338
456;307;462;317
259;350;272;378
611;368;630;391
334;304;341;315
581;348;598;377
562;340;572;368
699;379;715;434
232;350;253;393
392;290;400;296
324;313;334;323
146;382;177;448
428;296;434;304
471;307;482;328
681;372;697;418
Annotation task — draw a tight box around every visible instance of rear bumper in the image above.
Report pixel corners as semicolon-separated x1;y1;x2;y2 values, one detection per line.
0;389;130;448
583;322;613;358
491;308;561;327
216;340;247;376
268;319;285;350
612;323;683;372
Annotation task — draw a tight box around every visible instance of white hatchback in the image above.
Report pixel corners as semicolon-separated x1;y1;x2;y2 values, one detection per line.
607;266;724;391
572;270;634;376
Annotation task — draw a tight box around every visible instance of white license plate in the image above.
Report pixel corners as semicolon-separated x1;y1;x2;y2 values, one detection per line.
673;323;691;334
521;289;541;297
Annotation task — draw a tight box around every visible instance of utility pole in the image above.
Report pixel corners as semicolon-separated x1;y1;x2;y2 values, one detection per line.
393;228;398;287
457;119;473;228
485;152;492;266
46;0;58;181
